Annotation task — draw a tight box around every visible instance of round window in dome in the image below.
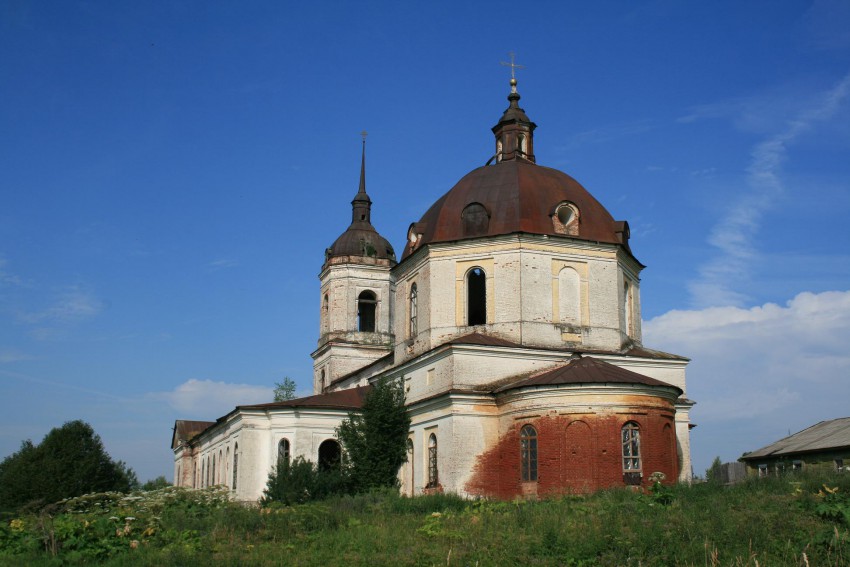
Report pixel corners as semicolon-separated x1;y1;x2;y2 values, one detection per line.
553;202;580;236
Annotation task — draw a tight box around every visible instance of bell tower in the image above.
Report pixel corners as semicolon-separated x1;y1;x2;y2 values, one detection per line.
311;135;396;393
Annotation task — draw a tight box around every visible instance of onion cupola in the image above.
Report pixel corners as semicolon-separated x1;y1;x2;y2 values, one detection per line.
403;78;633;261
324;137;396;268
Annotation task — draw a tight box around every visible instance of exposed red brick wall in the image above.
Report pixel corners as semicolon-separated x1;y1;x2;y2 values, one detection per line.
465;407;678;499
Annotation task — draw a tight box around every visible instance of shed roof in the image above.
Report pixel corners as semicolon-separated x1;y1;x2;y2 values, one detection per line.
741;417;850;460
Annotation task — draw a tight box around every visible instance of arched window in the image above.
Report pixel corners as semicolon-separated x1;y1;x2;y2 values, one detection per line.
232;443;239;490
558;267;581;325
322;293;329;331
201;459;205;488
318;439;342;471
320;369;326;390
517;134;526;155
622;422;641;472
211;454;216;486
467;268;486;326
206;456;211;487
357;290;376;332
225;448;229;486
520;425;538;482
427;433;438;488
176;464;181;487
218;450;222;484
409;283;418;337
278;438;291;467
462;203;490;237
496;139;503;162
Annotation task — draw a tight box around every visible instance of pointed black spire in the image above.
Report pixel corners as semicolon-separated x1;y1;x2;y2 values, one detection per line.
351;132;372;225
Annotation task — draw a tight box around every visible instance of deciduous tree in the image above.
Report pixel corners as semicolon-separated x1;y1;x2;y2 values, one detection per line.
0;420;137;512
337;377;411;492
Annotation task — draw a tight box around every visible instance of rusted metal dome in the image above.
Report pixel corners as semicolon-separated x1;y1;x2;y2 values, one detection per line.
402;159;632;259
326;223;396;264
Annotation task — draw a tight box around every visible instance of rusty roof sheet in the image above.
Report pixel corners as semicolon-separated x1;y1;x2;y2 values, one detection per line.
741;417;850;460
445;332;688;361
447;332;520;348
402;160;634;260
172;419;216;449
493;355;682;394
237;386;371;412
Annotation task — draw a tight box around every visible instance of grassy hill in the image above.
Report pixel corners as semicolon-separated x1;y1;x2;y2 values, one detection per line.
1;471;848;566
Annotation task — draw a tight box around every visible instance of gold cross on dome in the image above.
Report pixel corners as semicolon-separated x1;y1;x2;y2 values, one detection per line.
500;51;525;80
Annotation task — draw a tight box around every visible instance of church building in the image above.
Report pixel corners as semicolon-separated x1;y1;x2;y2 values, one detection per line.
172;77;694;501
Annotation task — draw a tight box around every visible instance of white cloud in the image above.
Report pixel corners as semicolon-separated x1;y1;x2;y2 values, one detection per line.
562;119;654;149
157;379;273;417
689;72;850;308
0;256;24;287
208;258;239;271
0;349;33;363
17;287;104;325
644;289;850;473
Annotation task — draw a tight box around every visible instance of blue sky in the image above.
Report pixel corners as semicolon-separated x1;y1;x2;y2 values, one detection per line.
1;1;849;482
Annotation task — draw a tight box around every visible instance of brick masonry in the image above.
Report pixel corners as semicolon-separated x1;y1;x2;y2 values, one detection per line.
465;410;678;499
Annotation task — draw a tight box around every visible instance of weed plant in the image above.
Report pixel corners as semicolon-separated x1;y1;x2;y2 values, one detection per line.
1;470;848;566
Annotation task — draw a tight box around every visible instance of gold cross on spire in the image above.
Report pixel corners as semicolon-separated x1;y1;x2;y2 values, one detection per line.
500;51;525;80
361;130;368;142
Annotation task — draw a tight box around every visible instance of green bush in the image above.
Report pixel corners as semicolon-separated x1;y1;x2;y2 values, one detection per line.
261;456;351;506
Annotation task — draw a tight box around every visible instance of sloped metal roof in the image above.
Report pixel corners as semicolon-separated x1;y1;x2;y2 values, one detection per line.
742;417;850;460
172;419;216;449
237;385;371;411
493;355;682;394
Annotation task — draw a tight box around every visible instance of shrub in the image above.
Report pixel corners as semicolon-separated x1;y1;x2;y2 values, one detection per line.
261;457;350;506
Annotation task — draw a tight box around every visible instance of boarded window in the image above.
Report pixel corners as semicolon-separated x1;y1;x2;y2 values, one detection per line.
461;203;489;237
358;290;376;332
558;267;581;325
467;268;486;326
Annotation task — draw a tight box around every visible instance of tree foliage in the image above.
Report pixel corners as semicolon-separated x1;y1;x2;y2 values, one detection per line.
261;456;350;506
337;377;411;492
273;377;297;402
0;420;137;512
706;456;723;484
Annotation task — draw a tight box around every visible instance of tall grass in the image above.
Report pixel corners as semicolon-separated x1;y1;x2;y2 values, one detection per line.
1;470;848;566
